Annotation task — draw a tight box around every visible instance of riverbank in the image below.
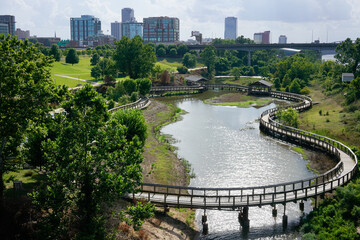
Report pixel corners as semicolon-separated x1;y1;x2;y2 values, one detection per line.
135;100;198;239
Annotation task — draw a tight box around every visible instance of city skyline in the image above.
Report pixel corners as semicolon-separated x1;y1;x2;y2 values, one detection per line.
1;0;359;43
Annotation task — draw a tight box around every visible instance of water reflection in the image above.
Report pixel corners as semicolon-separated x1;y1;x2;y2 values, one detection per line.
160;92;314;239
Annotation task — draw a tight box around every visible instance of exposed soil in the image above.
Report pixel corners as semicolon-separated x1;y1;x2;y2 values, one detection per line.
305;149;338;174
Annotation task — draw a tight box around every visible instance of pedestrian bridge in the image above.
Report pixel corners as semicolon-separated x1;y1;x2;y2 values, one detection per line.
122;84;357;229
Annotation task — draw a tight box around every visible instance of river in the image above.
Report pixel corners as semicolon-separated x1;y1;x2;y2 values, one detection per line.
160;91;315;239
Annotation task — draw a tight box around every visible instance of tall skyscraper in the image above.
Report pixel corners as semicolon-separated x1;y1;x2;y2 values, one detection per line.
0;15;15;36
111;21;122;40
122;22;143;39
279;35;287;44
224;17;237;40
122;8;134;23
70;15;101;42
0;23;9;36
143;17;179;43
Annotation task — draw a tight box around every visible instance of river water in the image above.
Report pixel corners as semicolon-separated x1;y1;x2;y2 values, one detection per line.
160;91;315;239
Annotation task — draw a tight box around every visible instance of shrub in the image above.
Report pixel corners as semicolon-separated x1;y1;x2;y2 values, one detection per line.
177;66;188;74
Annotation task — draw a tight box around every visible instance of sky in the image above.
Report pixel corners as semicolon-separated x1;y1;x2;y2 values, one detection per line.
1;0;360;43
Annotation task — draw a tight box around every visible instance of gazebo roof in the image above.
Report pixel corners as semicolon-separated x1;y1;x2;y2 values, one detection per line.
185;75;209;82
249;79;273;87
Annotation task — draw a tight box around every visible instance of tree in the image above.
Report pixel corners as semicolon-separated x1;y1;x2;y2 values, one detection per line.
276;107;299;128
230;67;242;80
215;57;230;75
182;53;197;68
335;38;360;77
32;85;149;238
201;45;216;78
123;79;138;95
156;47;166;57
160;70;170;85
177;44;188;56
90;52;100;66
113;36;156;79
169;48;177;56
49;44;61;61
65;48;79;65
96;58;116;78
91;65;101;80
136;78;152;96
0;35;55;205
289;79;301;94
107;82;126;101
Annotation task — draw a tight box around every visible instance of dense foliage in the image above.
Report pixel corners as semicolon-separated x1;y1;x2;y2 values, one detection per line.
0;35;56;204
113;36;156;79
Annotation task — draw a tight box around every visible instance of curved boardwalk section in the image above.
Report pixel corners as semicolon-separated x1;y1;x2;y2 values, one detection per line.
127;85;357;212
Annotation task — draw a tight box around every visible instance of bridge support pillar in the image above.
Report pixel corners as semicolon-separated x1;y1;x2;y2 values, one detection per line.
272;206;277;217
238;207;250;229
299;200;304;212
282;204;288;228
202;211;208;235
247;51;251;66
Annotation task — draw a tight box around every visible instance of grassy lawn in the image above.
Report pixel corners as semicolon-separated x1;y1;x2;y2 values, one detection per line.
204;93;272;108
3;169;44;196
51;58;94;88
299;83;360;147
156;57;204;73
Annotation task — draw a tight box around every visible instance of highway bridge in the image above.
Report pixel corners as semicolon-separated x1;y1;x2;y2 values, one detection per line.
188;43;338;66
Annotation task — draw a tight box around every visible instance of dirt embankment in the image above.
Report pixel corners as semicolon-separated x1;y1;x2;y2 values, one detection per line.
117;99;199;240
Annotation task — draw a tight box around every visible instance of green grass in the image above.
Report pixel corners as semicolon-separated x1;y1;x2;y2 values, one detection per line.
156;57;204;73
4;169;42;189
224;77;262;85
51;58;95;87
206;98;272;108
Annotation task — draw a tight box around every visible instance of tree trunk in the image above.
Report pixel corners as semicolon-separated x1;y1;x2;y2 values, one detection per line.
0;136;7;211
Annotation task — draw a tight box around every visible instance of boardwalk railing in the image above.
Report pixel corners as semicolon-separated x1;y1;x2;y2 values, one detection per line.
108;98;150;113
127;84;357;210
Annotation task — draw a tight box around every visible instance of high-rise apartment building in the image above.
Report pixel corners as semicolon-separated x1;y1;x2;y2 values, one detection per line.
224;17;237;40
122;8;134;23
111;21;122;40
122;22;143;39
0;15;15;36
143;17;179;43
70;15;101;42
254;33;263;44
279;35;287;44
16;28;30;39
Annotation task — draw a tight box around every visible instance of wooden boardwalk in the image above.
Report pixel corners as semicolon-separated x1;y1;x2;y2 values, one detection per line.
126;84;357;212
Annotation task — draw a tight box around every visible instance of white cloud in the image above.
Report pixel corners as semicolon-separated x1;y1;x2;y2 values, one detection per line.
0;0;359;42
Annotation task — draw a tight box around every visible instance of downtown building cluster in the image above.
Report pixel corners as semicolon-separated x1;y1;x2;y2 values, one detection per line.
69;8;179;47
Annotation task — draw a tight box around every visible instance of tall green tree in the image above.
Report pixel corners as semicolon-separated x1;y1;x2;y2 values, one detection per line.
335;38;360;77
90;52;100;66
177;44;188;56
289;79;301;94
114;36;156;79
123;79;138;95
0;35;55;205
65;48;79;65
276;107;299;128
136;78;152;96
32;85;147;238
182;53;197;68
201;45;216;78
49;44;62;61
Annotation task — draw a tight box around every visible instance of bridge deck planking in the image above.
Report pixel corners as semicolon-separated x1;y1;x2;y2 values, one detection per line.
125;84;357;210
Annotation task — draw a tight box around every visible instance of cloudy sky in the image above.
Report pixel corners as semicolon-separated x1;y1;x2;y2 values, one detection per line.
1;0;360;43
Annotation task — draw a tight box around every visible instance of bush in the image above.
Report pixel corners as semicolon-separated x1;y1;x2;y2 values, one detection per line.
177;66;188;74
130;92;139;102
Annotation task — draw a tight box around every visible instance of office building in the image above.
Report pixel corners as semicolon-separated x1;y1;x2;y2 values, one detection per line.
16;28;30;39
254;33;263;44
122;8;134;23
0;15;15;36
253;31;270;44
262;31;270;44
70;15;101;43
0;23;9;36
122;22;143;39
143;17;179;43
224;17;237;40
111;21;122;40
279;35;287;44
